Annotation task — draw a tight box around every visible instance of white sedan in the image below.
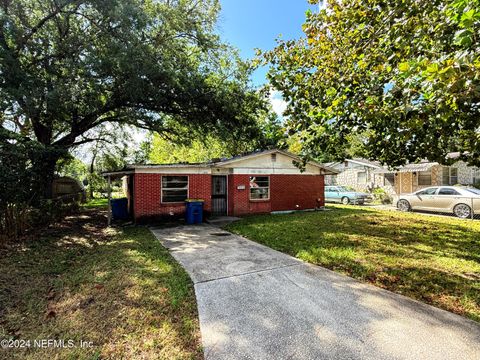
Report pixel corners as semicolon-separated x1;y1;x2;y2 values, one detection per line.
396;186;480;219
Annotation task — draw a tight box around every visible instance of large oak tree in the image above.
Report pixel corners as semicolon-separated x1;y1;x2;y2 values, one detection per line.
265;0;480;167
1;0;266;201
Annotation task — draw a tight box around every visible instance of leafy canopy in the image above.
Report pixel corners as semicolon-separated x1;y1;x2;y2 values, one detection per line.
0;0;268;200
265;0;480;167
149;111;285;164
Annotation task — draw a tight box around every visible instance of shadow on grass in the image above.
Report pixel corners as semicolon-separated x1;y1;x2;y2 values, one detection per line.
226;206;480;322
0;209;202;359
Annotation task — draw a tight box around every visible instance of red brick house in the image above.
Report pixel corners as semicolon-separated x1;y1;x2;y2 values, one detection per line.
103;149;337;223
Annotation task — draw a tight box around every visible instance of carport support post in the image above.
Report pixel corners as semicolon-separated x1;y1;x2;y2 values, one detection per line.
107;175;112;226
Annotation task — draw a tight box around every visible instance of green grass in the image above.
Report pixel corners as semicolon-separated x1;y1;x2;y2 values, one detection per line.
0;209;201;359
226;205;480;322
83;198;109;209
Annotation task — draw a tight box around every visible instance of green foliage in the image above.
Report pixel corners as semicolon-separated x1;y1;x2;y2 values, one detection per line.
1;0;268;198
56;157;88;181
148;112;284;164
371;187;392;204
150;133;233;164
265;0;480;167
0;128;63;205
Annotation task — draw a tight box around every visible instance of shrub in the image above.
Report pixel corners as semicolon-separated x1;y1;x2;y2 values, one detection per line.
0;204;30;243
372;188;393;204
0;199;80;244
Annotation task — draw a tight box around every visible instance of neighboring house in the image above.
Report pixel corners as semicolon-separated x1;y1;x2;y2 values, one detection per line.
325;158;388;192
327;154;480;195
103;149;338;223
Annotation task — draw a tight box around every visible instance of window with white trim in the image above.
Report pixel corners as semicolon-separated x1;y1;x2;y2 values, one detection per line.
442;167;458;185
249;176;269;200
161;176;188;203
418;171;432;185
357;172;367;184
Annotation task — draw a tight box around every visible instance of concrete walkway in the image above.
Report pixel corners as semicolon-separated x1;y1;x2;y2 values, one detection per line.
150;224;480;360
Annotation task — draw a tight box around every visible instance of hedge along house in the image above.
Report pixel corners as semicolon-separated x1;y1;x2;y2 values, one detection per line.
103;149;338;224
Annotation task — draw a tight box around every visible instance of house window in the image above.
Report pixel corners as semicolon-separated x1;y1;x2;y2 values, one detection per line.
384;173;395;186
325;175;337;185
442;167;458;185
474;168;480;186
450;168;458;184
357;172;367;184
161;176;188;203
249;176;270;200
418;171;432;185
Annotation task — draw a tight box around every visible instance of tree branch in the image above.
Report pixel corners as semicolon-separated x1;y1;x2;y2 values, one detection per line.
16;0;79;52
71;137;113;146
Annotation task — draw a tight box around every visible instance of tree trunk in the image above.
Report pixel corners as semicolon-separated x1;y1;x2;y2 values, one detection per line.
30;151;62;204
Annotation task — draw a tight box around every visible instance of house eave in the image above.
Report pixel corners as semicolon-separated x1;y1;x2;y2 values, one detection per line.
373;162;439;174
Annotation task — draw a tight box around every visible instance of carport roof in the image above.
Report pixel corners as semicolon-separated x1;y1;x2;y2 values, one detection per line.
373;162;438;174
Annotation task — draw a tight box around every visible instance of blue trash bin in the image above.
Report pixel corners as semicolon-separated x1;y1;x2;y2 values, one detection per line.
110;198;128;220
185;199;204;224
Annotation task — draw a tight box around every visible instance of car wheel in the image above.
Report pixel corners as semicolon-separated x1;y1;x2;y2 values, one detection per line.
341;196;350;205
397;199;411;212
453;203;471;219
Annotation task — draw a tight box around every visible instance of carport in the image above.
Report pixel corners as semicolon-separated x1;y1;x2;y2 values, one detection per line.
102;170;134;226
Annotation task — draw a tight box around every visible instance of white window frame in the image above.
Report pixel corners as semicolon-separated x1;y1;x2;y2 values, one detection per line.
161;175;189;203
357;171;367;184
442;167;458;185
249;176;270;201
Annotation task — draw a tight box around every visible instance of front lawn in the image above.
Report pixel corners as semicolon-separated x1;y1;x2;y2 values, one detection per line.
82;198;109;209
0;209;201;359
226;205;480;322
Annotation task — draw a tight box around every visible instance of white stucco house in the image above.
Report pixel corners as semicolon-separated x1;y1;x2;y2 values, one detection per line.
326;154;480;196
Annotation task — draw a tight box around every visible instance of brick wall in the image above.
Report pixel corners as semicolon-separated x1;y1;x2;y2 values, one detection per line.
271;175;324;211
133;173;211;222
133;172;325;220
228;174;324;216
228;175;270;216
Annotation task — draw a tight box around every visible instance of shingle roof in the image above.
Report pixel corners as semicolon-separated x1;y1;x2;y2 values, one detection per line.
350;158;383;168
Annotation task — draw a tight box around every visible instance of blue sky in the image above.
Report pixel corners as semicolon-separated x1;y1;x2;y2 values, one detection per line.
218;0;318;87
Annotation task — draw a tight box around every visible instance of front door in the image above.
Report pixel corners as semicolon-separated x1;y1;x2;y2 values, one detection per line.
211;176;227;216
399;172;413;194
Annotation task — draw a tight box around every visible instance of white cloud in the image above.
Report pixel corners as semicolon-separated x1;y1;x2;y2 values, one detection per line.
268;90;288;118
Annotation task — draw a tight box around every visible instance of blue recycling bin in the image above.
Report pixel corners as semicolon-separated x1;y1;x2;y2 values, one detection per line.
185;200;204;224
110;198;129;220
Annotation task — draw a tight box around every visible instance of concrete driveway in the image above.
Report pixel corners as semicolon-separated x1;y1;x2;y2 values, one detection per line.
150;224;480;360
